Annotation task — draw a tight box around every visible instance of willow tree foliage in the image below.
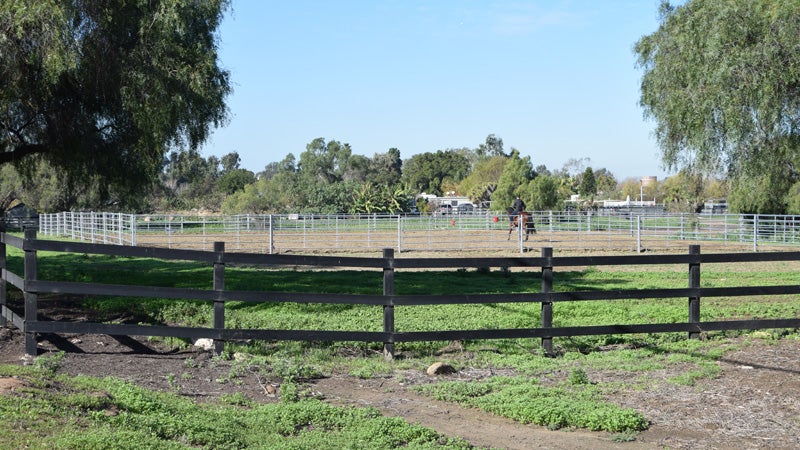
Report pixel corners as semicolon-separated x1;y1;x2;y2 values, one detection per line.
635;0;800;180
0;0;231;205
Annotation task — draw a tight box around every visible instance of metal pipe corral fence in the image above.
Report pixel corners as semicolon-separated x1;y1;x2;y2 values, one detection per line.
37;211;800;254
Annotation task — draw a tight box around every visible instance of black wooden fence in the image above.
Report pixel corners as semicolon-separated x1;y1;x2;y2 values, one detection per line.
2;229;800;359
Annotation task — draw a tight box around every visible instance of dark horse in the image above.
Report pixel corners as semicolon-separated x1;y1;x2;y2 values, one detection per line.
506;207;536;241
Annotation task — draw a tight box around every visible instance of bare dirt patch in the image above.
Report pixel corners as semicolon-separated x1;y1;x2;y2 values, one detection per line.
0;375;27;394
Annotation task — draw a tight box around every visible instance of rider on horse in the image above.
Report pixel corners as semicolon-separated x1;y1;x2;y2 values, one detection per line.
509;195;526;222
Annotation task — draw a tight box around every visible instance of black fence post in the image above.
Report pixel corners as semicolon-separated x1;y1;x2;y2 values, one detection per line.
383;248;395;360
23;228;38;356
541;247;554;355
213;241;225;354
0;229;6;328
688;245;701;339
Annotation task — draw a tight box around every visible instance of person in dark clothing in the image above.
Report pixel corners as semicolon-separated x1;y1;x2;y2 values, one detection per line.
512;195;525;213
509;195;526;222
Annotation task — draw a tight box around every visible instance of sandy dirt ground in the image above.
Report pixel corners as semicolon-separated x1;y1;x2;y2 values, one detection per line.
131;228;761;256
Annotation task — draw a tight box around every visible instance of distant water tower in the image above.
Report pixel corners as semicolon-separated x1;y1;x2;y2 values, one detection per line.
641;176;657;187
640;176;657;202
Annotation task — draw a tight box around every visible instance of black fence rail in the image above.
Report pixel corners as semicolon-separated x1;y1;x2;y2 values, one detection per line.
2;229;800;358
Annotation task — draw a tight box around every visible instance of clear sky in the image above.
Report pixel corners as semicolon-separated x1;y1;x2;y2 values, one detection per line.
201;0;673;181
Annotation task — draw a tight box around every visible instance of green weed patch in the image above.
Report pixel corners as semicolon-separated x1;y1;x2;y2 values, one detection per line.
416;376;648;432
0;364;470;450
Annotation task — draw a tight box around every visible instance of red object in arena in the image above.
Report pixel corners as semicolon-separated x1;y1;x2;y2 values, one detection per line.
492;216;499;222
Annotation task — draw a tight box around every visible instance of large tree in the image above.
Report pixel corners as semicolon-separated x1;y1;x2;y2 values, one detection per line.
635;0;800;184
526;174;560;211
491;149;534;212
0;0;231;207
367;148;403;187
401;150;471;195
299;138;353;184
661;170;705;213
578;167;597;199
476;134;506;158
457;155;507;205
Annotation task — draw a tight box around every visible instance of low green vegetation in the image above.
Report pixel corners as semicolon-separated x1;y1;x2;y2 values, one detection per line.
0;361;469;450
416;376;648;432
3;248;799;445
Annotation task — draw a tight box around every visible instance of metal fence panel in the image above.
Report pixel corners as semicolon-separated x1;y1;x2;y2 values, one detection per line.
37;211;800;253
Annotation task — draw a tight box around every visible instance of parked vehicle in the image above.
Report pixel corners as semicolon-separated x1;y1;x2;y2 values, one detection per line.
437;204;452;215
456;203;474;214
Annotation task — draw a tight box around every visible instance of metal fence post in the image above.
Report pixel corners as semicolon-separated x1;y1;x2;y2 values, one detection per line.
302;216;307;248
680;214;685;240
235;215;241;250
117;213;123;244
724;213;729;243
131;214;137;246
397;215;403;254
101;213;106;244
753;214;759;252
636;216;642;253
383;248;395;360
738;215;745;243
366;214;372;248
458;215;463;251
541;247;554;355
23;228;38;356
213;241;225;354
202;217;207;250
688;245;701;339
269;214;275;254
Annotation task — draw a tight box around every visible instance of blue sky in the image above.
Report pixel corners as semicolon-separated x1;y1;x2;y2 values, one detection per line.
201;1;673;181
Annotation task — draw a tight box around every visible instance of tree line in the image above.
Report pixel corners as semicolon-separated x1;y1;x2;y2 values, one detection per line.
0;132;735;215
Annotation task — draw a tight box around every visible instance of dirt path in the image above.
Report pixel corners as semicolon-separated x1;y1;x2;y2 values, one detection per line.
313;375;653;450
310;346;800;449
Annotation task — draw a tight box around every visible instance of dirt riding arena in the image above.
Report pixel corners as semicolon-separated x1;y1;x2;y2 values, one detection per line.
40;211;788;255
132;228;759;255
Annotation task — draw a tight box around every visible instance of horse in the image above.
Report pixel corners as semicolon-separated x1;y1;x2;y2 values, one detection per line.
506;207;536;241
